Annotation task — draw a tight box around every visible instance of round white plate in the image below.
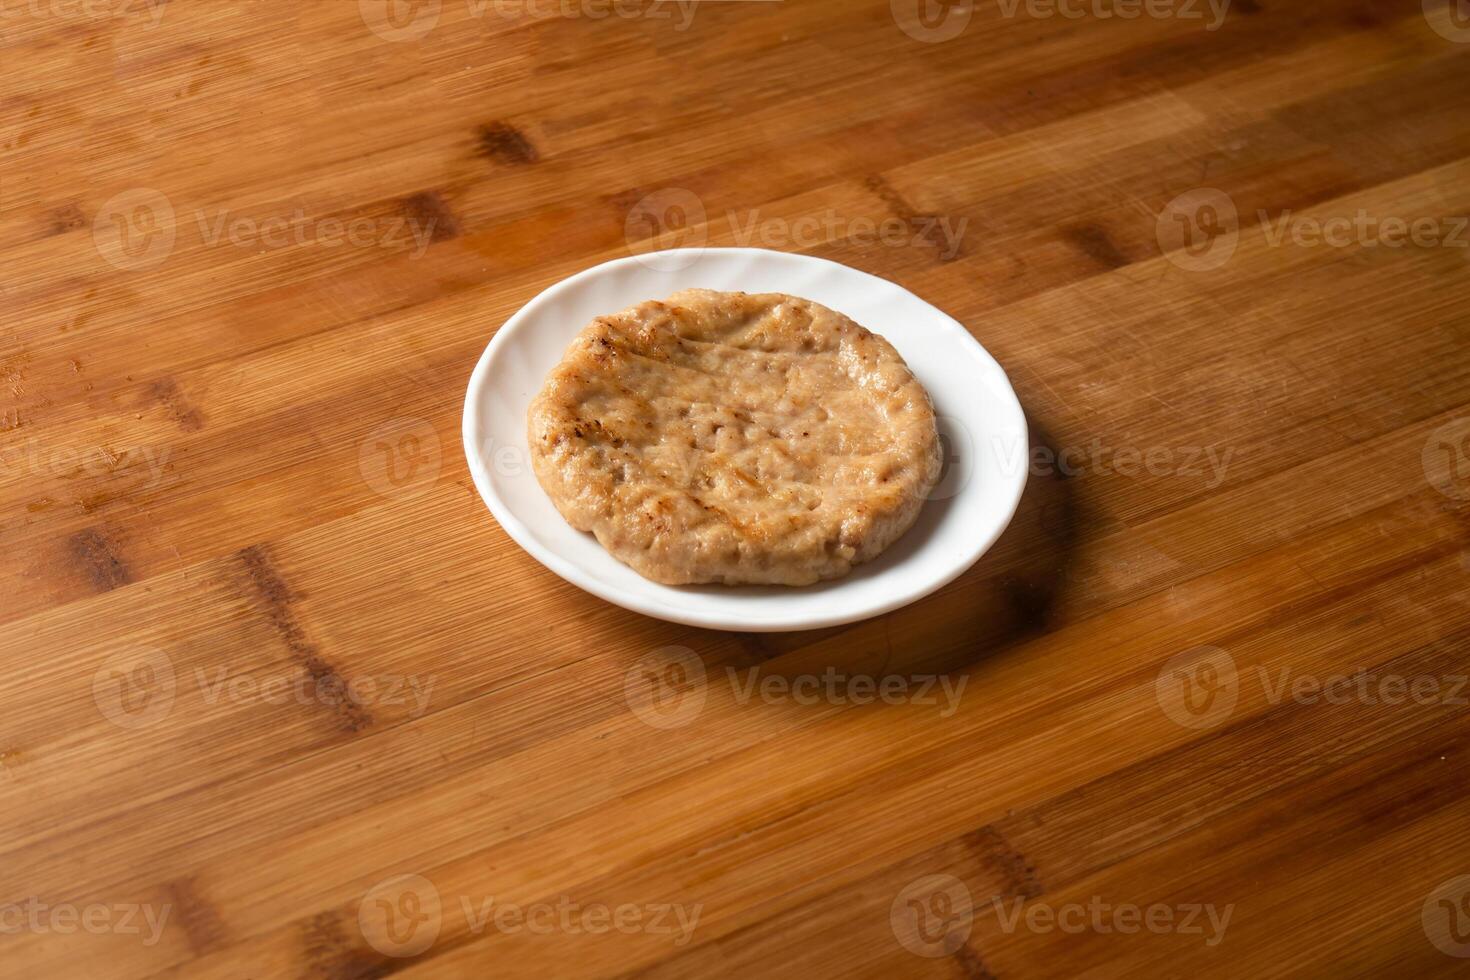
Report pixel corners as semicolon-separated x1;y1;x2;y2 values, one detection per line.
462;248;1028;632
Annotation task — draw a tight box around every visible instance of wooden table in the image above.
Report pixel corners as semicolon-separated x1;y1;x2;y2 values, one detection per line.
4;0;1469;975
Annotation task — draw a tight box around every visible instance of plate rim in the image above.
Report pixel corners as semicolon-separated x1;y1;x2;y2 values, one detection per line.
461;247;1029;632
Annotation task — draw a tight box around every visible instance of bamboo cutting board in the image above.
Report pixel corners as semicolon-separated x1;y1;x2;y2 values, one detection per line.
3;0;1470;976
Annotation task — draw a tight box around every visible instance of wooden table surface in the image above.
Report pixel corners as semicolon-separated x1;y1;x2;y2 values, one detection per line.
4;0;1470;976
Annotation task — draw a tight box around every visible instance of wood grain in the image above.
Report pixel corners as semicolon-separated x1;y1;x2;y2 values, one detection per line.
2;0;1469;976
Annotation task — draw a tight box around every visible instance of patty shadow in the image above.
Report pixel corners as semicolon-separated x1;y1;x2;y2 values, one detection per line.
682;415;1080;691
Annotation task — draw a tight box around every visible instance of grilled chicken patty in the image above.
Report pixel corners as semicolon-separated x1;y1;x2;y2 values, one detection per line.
527;289;942;586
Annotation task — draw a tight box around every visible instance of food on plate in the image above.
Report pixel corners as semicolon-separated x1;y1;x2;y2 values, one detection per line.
527;289;942;585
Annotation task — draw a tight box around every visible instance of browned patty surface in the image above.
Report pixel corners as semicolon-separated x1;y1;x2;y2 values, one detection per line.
527;289;942;585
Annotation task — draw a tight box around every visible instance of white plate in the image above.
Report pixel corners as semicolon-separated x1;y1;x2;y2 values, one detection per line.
462;248;1028;632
